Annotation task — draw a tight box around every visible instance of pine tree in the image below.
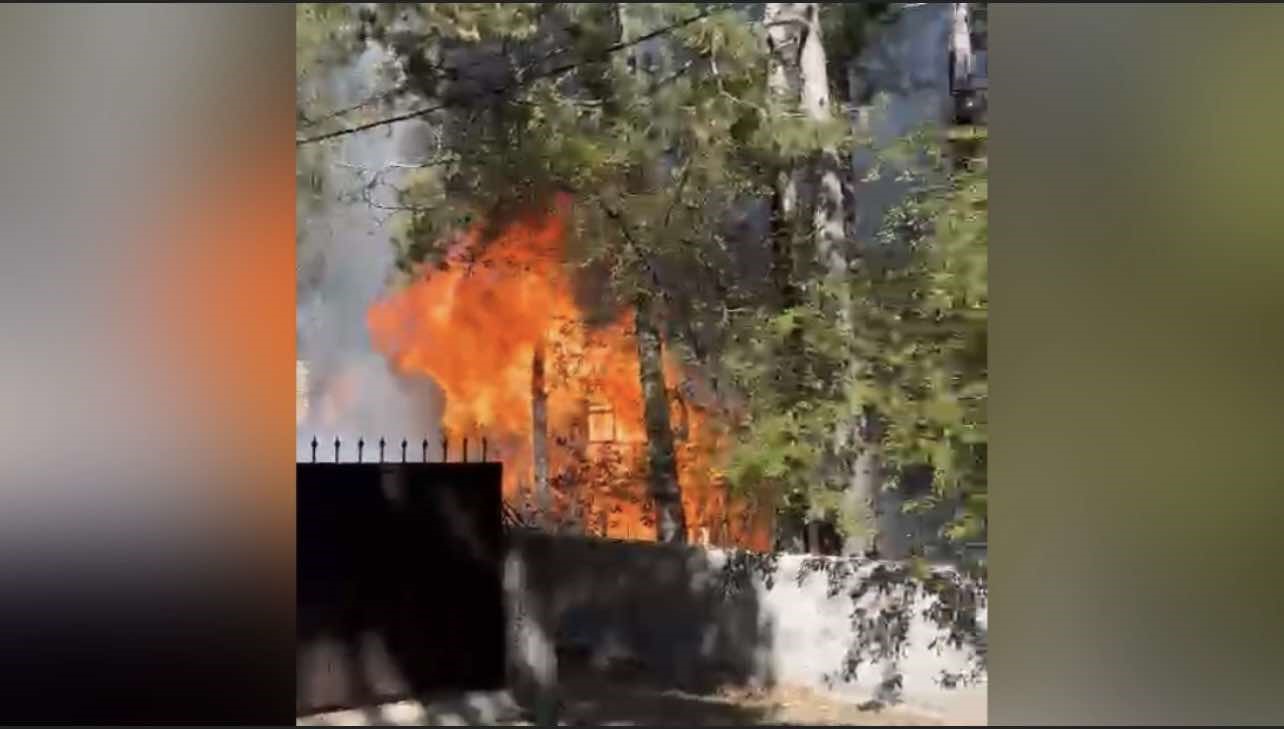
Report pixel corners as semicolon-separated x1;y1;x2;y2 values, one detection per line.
317;3;819;543
296;2;987;556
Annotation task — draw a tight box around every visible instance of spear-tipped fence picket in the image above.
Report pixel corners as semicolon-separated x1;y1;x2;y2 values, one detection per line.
305;433;528;530
307;434;492;464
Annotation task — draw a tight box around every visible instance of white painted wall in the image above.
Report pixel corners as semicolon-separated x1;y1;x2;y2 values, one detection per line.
506;532;987;723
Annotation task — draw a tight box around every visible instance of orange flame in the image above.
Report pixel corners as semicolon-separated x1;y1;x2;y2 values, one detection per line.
366;194;770;549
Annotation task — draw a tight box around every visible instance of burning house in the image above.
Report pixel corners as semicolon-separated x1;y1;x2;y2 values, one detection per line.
296;2;985;559
363;194;772;550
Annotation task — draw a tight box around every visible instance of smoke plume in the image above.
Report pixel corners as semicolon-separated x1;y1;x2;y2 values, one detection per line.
296;44;441;462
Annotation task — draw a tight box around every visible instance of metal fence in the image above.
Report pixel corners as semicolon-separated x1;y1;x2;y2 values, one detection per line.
303;433;532;532
296;454;505;715
304;433;491;464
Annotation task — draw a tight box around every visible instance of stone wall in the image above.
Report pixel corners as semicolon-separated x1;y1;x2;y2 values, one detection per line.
505;531;987;723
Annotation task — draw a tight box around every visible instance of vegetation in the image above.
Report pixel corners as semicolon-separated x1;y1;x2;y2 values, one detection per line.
296;2;987;553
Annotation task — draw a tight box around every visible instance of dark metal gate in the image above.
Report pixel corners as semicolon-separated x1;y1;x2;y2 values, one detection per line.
296;460;505;715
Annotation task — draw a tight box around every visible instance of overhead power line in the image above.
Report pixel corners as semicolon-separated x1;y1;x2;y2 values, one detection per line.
296;5;732;147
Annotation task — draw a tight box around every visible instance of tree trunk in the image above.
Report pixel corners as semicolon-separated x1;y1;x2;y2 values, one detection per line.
531;338;551;530
767;3;817;551
950;3;974;93
634;291;687;544
766;41;801;326
765;3;803;107
770;171;800;309
600;2;688;546
798;3;847;281
794;2;880;555
806;520;822;554
845;407;882;556
766;2;802;307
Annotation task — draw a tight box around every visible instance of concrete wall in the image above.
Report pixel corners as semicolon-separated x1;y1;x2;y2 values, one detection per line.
505;531;987;723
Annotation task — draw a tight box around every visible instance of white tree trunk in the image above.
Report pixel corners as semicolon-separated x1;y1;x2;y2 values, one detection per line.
796;4;847;281
951;3;974;92
765;3;803;104
794;2;880;555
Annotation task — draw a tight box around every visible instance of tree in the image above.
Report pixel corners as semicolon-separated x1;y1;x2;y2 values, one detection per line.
319;3;818;544
728;3;875;553
724;4;986;558
295;5;988;713
791;2;883;556
297;2;986;557
855;144;988;545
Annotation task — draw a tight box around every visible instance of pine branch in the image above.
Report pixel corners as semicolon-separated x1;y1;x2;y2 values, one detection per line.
297;5;733;147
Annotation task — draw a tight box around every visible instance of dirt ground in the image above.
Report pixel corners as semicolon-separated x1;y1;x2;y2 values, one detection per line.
300;683;948;726
299;664;957;726
547;671;946;726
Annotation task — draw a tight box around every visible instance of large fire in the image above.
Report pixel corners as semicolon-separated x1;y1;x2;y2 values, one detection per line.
366;194;770;549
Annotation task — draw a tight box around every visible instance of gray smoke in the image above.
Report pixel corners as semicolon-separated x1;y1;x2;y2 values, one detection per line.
296;44;441;463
